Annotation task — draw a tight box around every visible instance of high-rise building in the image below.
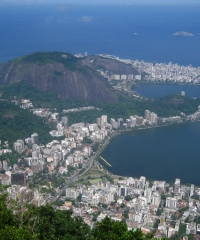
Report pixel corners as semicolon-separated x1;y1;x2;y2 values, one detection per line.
135;200;141;212
110;118;118;129
144;110;150;120
134;115;143;125
30;160;40;173
174;179;181;193
31;133;39;145
119;186;127;197
149;112;158;124
118;118;124;129
166;197;177;209
66;188;79;199
64;130;72;138
96;117;101;127
144;188;152;203
100;115;107;127
152;192;161;206
11;170;26;186
61;117;68;128
139;176;146;189
3;160;8;171
160;213;165;225
190;184;194;197
25;137;32;147
126;119;131;127
130;116;136;127
13;139;24;153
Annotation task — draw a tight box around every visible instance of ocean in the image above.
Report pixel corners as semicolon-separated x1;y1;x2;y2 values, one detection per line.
0;4;200;66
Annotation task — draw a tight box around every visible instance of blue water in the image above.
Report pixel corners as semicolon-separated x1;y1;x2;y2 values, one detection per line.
132;84;200;98
0;5;200;66
101;121;200;185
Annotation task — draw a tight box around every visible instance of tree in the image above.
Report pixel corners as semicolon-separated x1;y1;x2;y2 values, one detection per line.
92;142;99;152
123;210;129;219
124;195;132;201
0;188;90;240
89;216;152;240
82;137;93;144
102;203;107;209
156;208;163;216
120;203;126;208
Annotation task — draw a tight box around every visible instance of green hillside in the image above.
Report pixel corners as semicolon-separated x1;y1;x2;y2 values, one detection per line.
0;100;52;145
1;81;200;126
1;81;88;111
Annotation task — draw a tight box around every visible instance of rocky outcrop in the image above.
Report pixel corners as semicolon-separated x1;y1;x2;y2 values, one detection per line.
0;52;117;102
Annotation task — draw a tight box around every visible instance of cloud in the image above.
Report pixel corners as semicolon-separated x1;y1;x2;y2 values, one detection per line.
55;4;70;11
80;16;93;22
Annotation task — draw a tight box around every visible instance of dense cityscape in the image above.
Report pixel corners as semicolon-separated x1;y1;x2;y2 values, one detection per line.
97;54;200;84
1;83;200;238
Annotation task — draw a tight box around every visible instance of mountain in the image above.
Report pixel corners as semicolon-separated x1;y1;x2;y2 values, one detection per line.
82;55;139;75
0;52;139;103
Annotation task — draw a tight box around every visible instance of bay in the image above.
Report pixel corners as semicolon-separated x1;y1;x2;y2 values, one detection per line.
132;83;200;98
101;121;200;185
0;5;200;66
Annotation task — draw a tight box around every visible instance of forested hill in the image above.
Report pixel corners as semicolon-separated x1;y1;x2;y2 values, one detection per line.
1;81;200;126
0;52;119;103
1;81;88;111
0;101;52;144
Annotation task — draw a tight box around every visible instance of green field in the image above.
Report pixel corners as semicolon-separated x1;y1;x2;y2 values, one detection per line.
85;170;103;176
90;178;102;184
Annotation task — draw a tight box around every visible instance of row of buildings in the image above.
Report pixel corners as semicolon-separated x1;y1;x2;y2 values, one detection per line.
97;54;200;83
63;176;200;238
132;61;200;83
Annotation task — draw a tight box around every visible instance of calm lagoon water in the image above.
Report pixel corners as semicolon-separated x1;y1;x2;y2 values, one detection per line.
101;121;200;185
132;83;200;98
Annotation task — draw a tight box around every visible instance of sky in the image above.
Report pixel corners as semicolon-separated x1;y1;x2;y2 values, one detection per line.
1;0;200;6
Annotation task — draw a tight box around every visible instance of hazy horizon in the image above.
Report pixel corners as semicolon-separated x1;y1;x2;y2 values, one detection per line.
1;0;200;6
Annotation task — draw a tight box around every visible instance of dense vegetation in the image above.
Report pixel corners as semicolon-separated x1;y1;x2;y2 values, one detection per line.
2;82;200;126
1;82;200;146
19;51;86;72
0;189;158;240
0;100;52;144
1;81;88;111
66;94;200;124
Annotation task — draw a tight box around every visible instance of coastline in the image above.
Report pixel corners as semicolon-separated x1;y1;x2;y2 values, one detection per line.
132;81;200;86
95;119;200;183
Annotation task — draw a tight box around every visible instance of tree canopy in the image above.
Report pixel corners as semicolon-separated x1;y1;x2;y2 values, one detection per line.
0;189;161;240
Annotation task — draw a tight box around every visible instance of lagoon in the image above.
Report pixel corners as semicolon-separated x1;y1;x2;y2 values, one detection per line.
101;121;200;185
132;83;200;98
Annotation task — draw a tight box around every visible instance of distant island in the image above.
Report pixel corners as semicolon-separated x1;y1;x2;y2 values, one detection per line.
173;31;194;36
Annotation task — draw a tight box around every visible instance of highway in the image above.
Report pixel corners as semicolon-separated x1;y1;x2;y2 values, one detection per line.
51;132;117;203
